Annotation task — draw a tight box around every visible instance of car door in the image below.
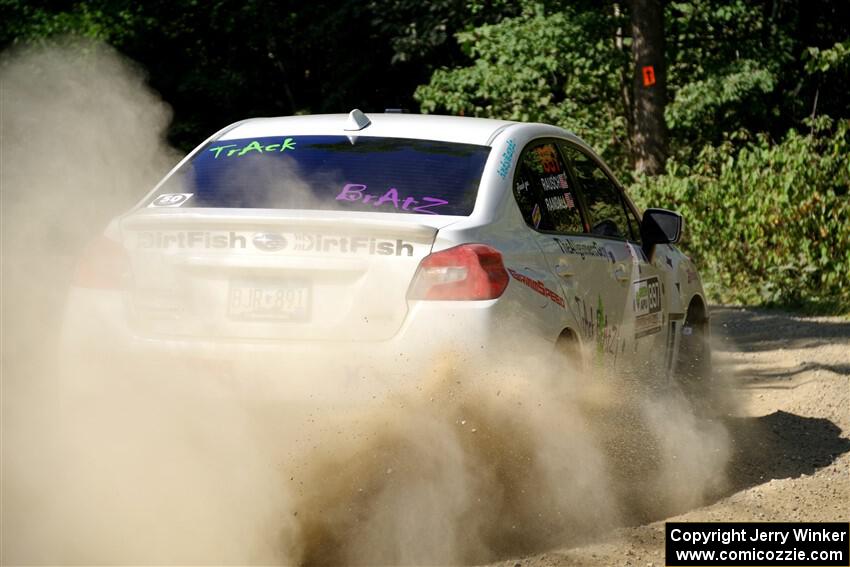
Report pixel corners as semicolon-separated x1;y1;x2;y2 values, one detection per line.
512;139;626;368
617;184;671;370
559;142;668;370
508;139;580;339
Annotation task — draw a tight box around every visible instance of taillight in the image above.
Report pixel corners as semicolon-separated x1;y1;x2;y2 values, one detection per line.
408;244;509;300
73;235;131;289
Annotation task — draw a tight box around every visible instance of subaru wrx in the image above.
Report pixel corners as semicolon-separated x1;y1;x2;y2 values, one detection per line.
65;110;710;399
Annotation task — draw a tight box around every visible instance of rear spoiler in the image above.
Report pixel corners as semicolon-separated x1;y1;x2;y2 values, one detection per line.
121;209;453;242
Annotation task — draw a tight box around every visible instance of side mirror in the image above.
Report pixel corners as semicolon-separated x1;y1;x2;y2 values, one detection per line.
641;208;683;248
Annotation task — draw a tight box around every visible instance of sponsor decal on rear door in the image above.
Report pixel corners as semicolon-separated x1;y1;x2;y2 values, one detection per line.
507;268;565;308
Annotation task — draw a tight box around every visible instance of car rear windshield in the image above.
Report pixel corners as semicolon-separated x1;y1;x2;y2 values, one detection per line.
147;135;491;216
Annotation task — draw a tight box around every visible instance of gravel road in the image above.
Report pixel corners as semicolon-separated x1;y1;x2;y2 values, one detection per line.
4;305;847;565
493;306;850;567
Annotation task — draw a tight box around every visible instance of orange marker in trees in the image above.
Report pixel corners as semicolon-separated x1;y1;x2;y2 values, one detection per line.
642;65;656;87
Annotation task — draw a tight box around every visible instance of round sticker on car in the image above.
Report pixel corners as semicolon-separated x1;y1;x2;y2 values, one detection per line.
149;193;193;208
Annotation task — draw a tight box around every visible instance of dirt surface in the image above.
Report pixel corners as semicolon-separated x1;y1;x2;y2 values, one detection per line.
491;306;850;567
4;304;847;565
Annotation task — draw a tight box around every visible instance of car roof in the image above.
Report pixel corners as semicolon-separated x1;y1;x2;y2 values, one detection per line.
219;112;518;147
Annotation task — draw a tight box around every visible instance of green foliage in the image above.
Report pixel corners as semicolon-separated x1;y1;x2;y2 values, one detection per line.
665;59;777;149
0;1;136;44
415;0;801;174
368;0;522;64
663;0;789;154
415;6;630;174
806;39;850;74
416;0;850;176
633;117;850;310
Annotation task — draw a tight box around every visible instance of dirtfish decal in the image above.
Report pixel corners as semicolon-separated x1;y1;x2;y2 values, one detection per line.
293;234;414;256
136;231;414;256
207;138;296;158
138;231;247;249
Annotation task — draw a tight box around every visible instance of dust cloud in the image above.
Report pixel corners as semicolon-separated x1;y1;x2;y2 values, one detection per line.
2;39;732;565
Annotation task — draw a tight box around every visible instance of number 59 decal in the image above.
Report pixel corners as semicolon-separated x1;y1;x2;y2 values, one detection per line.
634;276;663;339
633;276;662;316
149;193;193;208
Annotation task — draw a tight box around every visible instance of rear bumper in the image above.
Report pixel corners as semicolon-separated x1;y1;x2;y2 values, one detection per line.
61;288;514;403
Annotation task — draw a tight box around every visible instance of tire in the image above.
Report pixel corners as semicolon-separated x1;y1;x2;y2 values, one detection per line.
556;331;585;376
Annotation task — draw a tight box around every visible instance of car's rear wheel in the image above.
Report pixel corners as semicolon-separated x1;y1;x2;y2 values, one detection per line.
556;330;584;375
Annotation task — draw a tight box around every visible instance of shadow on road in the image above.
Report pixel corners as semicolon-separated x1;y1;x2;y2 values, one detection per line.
723;410;850;492
738;362;850;381
711;307;850;353
608;409;850;529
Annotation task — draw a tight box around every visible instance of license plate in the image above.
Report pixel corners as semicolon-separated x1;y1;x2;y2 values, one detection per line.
227;280;310;321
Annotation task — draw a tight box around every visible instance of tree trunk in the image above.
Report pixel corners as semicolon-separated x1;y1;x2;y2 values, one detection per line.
614;2;635;169
629;0;667;175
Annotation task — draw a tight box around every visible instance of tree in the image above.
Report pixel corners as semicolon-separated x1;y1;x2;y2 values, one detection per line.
629;0;667;175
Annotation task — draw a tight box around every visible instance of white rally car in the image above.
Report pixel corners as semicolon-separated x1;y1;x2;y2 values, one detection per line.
67;110;709;399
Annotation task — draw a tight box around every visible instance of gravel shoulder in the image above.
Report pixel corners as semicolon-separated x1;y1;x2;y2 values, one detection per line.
494;306;850;567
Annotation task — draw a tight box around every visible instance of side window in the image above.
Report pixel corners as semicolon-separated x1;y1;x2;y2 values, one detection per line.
560;143;633;240
513;141;584;234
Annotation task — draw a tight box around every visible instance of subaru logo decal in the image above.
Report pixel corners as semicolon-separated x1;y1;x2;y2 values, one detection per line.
252;233;287;252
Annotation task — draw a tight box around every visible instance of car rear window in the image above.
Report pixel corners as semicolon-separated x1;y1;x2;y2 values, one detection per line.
147;135;491;216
